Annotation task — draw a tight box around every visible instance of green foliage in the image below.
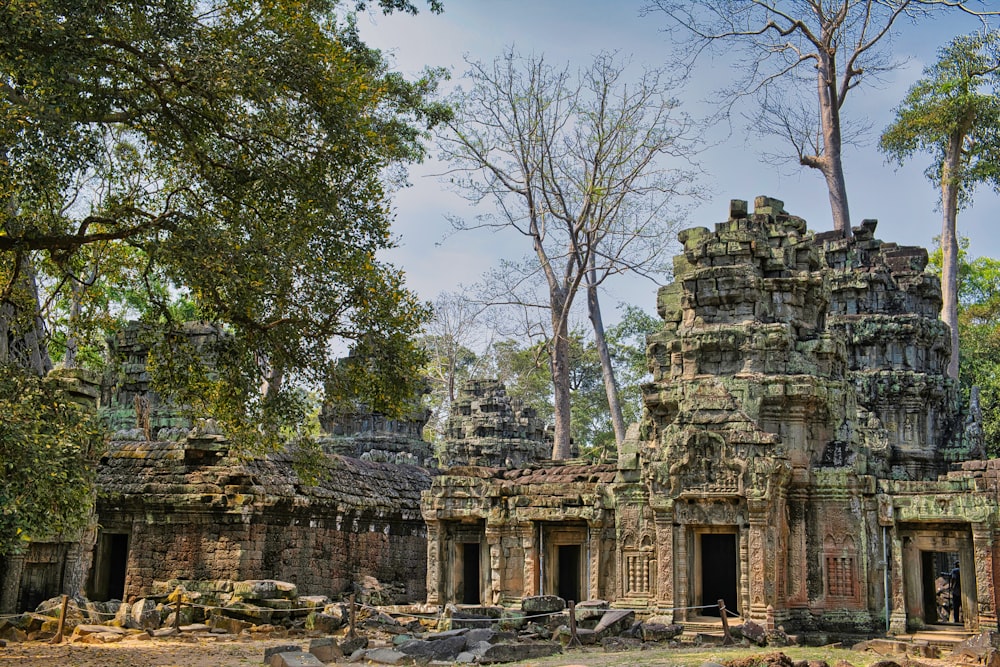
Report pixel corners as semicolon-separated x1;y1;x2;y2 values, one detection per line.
1;0;448;449
473;305;661;462
930;242;1000;456
0;365;104;555
880;31;1000;201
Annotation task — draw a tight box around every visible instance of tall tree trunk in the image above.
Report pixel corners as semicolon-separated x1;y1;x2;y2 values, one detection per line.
940;131;963;381
585;263;626;451
549;288;573;460
62;274;90;369
816;50;852;237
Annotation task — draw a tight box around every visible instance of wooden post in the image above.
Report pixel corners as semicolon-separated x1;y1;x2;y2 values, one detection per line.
50;595;69;644
567;600;582;647
718;599;733;645
173;596;182;631
348;593;357;638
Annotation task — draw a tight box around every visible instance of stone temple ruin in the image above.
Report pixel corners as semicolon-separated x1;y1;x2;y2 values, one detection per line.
3;196;1000;640
421;197;1000;635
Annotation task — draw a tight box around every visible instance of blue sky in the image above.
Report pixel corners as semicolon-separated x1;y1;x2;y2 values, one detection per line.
358;2;1000;321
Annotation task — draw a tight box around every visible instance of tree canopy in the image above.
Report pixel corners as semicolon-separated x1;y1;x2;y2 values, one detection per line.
1;0;448;437
881;30;1000;379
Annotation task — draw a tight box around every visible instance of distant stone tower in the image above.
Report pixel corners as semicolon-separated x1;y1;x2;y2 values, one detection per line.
440;379;552;467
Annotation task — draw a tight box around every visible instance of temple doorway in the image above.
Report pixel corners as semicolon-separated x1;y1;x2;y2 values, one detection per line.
695;529;739;617
541;523;588;603
899;524;974;631
443;521;487;605
87;532;129;602
461;542;481;604
920;550;960;625
557;545;582;602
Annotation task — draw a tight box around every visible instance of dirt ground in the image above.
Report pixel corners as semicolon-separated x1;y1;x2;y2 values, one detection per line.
0;637;969;667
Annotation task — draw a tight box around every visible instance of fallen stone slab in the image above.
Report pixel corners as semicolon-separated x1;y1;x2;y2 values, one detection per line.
398;634;468;661
264;644;305;662
521;595;565;614
362;647;415;665
72;624;126;637
268;650;325;667
478;641;562;664
641;621;683;642
308;637;342;663
593;609;634;637
340;635;369;654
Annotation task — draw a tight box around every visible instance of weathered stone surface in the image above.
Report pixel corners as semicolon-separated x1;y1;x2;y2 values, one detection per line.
264;645;305;661
398;635;468;661
602;636;643;652
440;379;552;467
128;598;160;630
304;612;341;634
641;622;683;642
308;637;342;663
593;609;634;637
478;641;562;664
522;596;565;614
737;620;768;646
340;636;369;654
362;647;415;665
268;651;325;667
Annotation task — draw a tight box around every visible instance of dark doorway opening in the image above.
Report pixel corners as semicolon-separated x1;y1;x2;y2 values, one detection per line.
701;533;738;617
922;550;959;624
87;533;129;602
106;534;128;601
461;543;480;604
557;545;581;603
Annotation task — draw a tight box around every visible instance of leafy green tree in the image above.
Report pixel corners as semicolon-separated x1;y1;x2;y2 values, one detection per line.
881;30;1000;379
0;365;103;555
930;241;1000;454
1;0;447;448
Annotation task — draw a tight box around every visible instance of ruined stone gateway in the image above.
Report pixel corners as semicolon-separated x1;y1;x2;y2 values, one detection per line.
423;197;1000;634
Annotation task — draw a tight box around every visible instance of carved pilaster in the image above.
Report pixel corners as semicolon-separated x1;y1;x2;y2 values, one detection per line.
425;520;442;605
486;525;502;605
972;523;994;630
519;523;538;598
653;512;674;620
674;522;688;621
747;500;770;622
888;530;907;634
588;522;602;601
0;553;25;613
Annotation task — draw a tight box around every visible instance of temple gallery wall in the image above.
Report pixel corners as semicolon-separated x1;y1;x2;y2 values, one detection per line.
3;196;999;636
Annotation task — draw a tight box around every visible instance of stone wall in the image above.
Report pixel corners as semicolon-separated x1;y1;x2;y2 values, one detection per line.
95;435;432;602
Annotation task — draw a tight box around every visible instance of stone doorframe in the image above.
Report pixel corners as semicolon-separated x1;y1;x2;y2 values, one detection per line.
896;524;976;632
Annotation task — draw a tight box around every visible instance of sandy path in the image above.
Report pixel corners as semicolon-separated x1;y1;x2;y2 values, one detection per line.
0;636;297;667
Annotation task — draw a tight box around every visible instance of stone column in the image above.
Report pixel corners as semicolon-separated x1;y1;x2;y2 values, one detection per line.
519;523;538;598
652;512;674;620
61;523;98;598
588;522;602;601
673;522;688;622
888;530;907;634
486;525;503;605
747;499;771;623
425;520;442;605
0;553;25;614
971;523;994;630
